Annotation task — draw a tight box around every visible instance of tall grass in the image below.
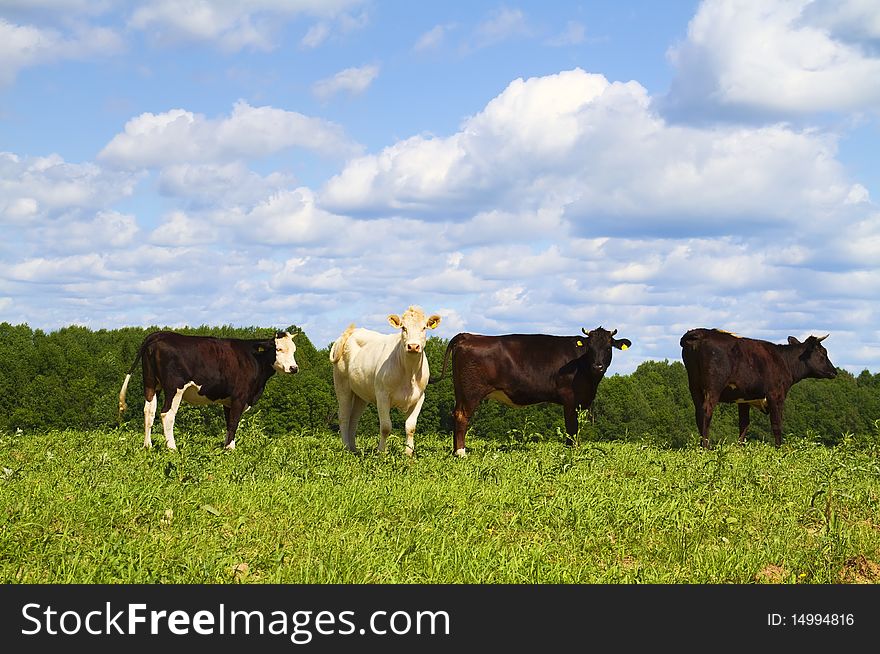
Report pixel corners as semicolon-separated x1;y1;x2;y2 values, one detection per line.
1;425;879;583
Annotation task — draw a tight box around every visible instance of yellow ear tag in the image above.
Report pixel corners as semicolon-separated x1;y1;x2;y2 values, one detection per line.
257;346;265;352
576;340;583;346
620;344;629;350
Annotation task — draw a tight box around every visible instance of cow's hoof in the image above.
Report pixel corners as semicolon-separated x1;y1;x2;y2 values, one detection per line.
454;448;467;458
225;440;236;450
404;446;414;457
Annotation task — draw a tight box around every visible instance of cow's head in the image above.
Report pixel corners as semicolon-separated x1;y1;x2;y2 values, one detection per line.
787;334;837;379
579;326;632;376
388;306;441;355
273;331;299;374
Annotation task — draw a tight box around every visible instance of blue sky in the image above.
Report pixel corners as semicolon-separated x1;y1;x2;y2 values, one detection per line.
2;0;879;375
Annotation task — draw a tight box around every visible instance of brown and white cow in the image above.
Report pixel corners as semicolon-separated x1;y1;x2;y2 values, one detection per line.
118;330;299;450
430;326;632;456
329;306;441;455
680;328;837;448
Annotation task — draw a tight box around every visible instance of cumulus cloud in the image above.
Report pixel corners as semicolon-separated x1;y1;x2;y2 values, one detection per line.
0;18;123;85
0;152;140;223
156;162;295;207
312;64;380;101
128;0;365;51
319;68;862;237
98;100;360;168
664;0;880;118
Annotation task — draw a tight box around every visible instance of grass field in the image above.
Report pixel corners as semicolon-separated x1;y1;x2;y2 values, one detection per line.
2;425;879;584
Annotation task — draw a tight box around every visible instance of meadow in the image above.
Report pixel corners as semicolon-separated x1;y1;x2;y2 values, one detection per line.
2;424;879;584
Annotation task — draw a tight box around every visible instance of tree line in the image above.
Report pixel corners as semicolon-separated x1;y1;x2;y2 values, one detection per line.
1;322;878;448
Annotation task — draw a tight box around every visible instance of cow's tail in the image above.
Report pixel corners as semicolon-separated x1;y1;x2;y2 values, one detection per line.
329;324;356;364
428;334;462;384
118;341;147;421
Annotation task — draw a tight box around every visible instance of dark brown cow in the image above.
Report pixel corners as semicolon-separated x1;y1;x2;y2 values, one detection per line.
430;326;631;456
680;328;837;448
118;331;299;450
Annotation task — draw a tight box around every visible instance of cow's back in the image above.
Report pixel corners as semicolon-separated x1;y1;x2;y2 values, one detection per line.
681;328;787;396
453;333;573;399
332;328;402;402
145;332;251;393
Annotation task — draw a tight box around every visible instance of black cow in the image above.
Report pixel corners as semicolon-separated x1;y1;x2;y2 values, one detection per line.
118;331;299;450
680;328;837;448
430;326;632;456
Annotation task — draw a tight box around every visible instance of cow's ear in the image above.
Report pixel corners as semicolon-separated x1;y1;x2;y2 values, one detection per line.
788;336;801;345
613;338;632;351
426;314;441;329
388;314;402;329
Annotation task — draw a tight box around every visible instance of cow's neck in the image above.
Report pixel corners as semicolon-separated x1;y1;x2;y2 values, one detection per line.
395;343;424;379
777;344;809;384
253;352;277;388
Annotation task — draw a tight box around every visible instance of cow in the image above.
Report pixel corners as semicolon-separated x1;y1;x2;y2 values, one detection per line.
118;330;299;450
430;326;632;456
680;328;837;448
329;306;441;455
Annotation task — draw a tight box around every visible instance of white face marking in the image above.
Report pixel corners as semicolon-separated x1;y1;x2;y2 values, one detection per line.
273;332;298;373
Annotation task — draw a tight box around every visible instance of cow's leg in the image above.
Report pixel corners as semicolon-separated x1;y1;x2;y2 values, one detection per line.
738;404;750;444
452;396;480;458
767;396;785;448
403;394;425;457
160;386;186;450
695;389;719;449
562;400;579;446
333;374;356;452
346;395;367;452
143;390;157;449
376;395;393;453
223;402;245;450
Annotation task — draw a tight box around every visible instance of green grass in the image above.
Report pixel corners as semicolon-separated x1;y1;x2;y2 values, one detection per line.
1;425;879;583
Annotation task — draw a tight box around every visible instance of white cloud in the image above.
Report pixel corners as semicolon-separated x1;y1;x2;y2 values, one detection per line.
37;210;140;253
414;24;455;51
320;68;860;237
156;162;294;206
0;18;123;85
300;22;330;48
0;151;140;223
98;100;360;169
665;0;880;117
128;0;365;51
312;64;380;101
471;7;531;49
546;20;586;47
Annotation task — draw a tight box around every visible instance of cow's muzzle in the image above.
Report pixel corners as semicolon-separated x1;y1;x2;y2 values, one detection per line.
406;343;422;353
289;365;299;374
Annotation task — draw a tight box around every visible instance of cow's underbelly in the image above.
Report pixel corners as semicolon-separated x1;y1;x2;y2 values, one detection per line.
486;390;530;408
181;382;231;407
720;384;768;412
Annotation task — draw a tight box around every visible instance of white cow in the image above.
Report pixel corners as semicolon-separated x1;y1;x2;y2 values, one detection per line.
330;306;441;455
